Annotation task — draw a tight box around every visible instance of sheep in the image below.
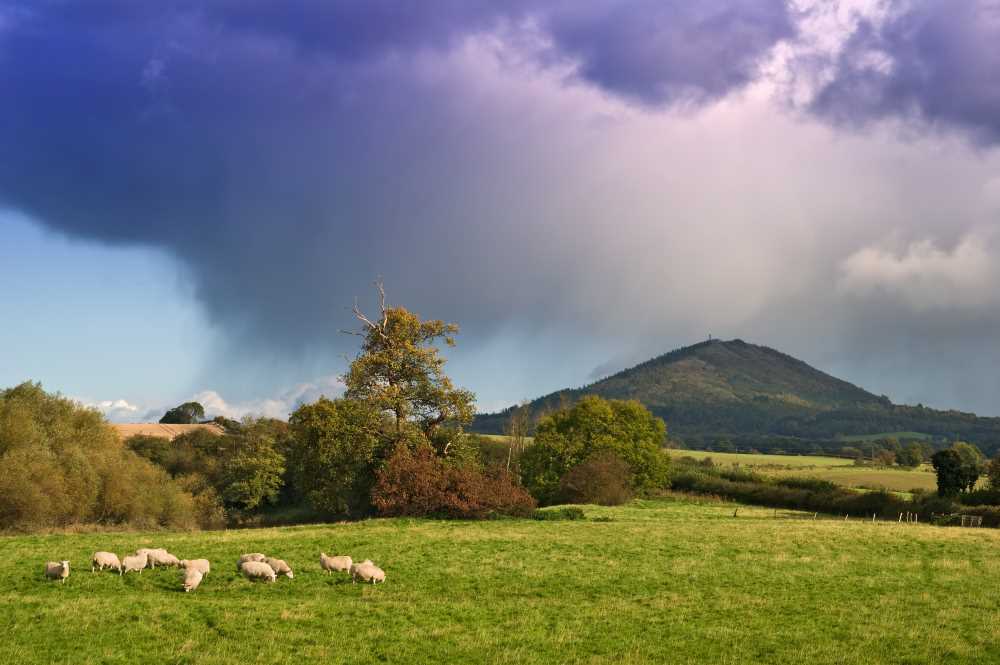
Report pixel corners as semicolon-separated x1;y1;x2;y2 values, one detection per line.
350;560;385;584
145;549;181;568
236;553;268;572
319;553;352;575
240;560;277;583
44;560;70;583
182;568;204;593
134;548;181;568
180;559;211;576
91;551;122;573
264;557;294;579
121;552;148;575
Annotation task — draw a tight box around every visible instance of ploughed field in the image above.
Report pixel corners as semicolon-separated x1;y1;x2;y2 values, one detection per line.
667;449;939;492
4;498;1000;664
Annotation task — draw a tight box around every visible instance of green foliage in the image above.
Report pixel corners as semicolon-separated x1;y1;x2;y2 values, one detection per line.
158;401;205;424
896;442;925;468
521;396;669;504
218;420;286;511
932;449;968;497
286;397;384;517
0;382;202;530
344;293;474;452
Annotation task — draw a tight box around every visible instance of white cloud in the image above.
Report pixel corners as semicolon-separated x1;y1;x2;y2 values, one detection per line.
837;234;1000;310
191;375;345;420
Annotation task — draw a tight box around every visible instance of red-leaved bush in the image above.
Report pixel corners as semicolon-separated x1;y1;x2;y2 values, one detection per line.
372;444;536;519
558;451;634;506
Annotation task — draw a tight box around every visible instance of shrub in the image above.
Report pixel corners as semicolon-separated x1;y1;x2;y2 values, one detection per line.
557;452;633;506
372;444;536;519
533;507;586;521
521;396;669;504
0;382;202;531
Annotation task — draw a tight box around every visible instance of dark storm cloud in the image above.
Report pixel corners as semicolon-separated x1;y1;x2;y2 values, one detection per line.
0;0;794;352
812;0;1000;144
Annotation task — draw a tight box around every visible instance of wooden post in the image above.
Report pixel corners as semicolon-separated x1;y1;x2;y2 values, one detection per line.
872;513;876;523
733;508;739;518
898;513;903;522
844;514;849;521
813;512;817;520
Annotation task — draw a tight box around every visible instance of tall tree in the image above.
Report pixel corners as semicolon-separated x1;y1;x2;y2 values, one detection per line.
343;281;474;455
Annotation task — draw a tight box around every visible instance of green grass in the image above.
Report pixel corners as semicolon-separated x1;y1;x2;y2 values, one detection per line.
666;448;852;468
666;448;942;493
5;498;1000;664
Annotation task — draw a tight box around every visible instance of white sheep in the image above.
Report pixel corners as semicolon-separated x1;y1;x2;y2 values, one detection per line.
121;552;148;575
44;560;70;583
320;553;352;574
264;557;294;579
146;549;181;568
350;560;385;584
180;559;211;576
182;568;204;593
91;551;121;573
240;560;277;583
236;553;268;572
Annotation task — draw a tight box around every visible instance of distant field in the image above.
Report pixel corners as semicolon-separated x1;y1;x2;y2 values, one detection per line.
667;449;940;493
5;498;1000;664
666;449;851;468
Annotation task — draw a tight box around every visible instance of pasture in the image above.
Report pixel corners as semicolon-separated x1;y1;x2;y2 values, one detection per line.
4;498;1000;664
667;449;940;493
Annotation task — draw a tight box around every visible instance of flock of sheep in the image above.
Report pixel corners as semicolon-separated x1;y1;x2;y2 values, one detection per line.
43;548;386;592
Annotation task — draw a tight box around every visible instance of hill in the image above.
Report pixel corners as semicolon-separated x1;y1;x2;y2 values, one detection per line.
473;339;1000;455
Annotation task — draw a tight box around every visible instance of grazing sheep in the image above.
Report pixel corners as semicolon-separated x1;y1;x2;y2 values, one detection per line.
121;552;148;575
319;553;352;574
146;549;181;568
91;551;122;573
240;561;276;583
265;557;294;579
236;553;268;572
44;561;70;583
180;559;211;576
182;568;204;593
351;561;385;584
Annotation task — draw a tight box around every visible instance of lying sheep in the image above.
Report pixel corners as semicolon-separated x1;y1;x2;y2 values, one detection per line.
121;552;148;575
236;553;268;572
45;560;70;583
319;553;352;574
240;560;276;583
265;557;294;579
91;551;121;573
182;568;204;593
180;559;211;576
350;560;386;584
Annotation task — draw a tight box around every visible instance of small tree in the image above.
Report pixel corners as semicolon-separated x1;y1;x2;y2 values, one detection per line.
287;397;383;517
343;281;474;455
558;452;633;506
159;401;205;424
932;449;965;497
503;402;531;472
521;395;668;505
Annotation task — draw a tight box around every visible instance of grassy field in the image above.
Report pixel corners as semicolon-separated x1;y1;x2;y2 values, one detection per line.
5;498;1000;664
666;449;940;493
666;449;851;468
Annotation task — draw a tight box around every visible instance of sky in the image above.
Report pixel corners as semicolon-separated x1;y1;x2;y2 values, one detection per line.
2;0;1000;421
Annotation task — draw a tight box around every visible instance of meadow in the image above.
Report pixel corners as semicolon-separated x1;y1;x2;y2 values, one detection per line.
4;497;1000;664
666;449;940;493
